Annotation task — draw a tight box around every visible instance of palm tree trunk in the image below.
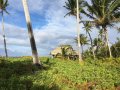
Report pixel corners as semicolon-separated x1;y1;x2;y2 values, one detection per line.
76;0;82;62
104;27;112;58
88;32;92;46
81;45;84;56
22;0;41;65
2;11;8;58
99;29;104;45
92;48;95;59
88;32;95;59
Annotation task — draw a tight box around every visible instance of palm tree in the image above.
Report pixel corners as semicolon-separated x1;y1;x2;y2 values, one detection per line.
83;22;92;45
83;0;120;58
98;29;104;43
64;0;84;62
22;0;41;65
64;0;76;17
0;0;9;58
75;34;89;56
83;21;95;59
64;0;84;17
93;38;102;54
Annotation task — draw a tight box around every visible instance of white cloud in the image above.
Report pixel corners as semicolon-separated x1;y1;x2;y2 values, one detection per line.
8;0;45;14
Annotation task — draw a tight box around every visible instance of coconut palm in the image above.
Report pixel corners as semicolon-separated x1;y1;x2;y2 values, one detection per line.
64;0;77;17
64;0;84;62
98;29;104;43
75;34;89;56
93;38;102;53
0;0;9;58
83;0;120;58
83;21;96;58
22;0;41;65
64;0;84;17
83;22;92;45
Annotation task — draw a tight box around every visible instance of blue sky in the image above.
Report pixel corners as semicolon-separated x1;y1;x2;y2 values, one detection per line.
0;0;120;57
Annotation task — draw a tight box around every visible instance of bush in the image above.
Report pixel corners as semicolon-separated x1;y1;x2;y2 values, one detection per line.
111;40;120;58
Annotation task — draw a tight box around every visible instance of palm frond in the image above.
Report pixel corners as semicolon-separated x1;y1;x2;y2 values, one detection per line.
64;0;84;17
0;0;9;14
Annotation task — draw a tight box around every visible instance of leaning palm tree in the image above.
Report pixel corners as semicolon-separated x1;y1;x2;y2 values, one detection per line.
83;0;120;58
22;0;41;65
83;21;95;59
0;0;9;58
83;21;92;45
64;0;84;62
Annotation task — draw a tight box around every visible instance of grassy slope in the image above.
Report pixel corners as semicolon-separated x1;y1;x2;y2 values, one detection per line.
0;57;120;90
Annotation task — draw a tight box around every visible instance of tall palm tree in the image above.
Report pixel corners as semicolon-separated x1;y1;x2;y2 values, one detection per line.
0;0;9;58
83;0;120;58
22;0;41;65
76;0;82;62
64;0;84;62
64;0;77;17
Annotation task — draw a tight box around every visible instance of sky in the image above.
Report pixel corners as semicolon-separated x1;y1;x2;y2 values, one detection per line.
0;0;120;57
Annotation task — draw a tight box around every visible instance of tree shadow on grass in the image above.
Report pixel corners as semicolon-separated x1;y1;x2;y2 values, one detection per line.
0;58;55;77
0;58;59;90
0;77;60;90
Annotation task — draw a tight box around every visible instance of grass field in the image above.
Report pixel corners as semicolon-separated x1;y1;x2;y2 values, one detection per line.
0;57;120;90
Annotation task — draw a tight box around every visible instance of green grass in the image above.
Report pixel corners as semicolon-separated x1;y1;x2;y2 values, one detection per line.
0;57;120;90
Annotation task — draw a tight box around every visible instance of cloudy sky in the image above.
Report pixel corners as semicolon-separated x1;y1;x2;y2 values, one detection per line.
0;0;119;57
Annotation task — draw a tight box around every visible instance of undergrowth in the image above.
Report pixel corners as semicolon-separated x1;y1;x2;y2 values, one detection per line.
0;57;120;90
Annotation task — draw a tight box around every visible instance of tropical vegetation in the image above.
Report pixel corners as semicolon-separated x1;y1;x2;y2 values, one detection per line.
0;0;120;90
0;57;120;90
83;0;120;58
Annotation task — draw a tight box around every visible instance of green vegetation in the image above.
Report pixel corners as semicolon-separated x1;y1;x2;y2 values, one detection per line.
75;34;89;55
111;38;120;58
64;0;120;59
83;38;120;59
0;0;120;89
0;57;120;90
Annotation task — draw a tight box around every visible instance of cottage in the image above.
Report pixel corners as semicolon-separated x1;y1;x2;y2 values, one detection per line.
50;45;78;60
